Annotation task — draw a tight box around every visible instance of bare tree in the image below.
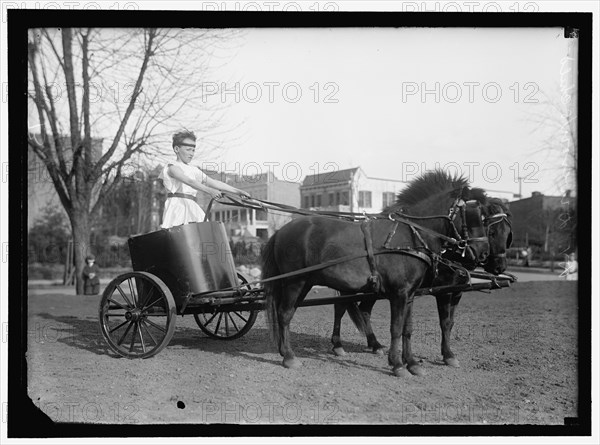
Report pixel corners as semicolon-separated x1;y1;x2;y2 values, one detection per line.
27;27;241;293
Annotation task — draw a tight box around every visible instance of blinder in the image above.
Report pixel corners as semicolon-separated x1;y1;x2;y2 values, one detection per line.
446;197;489;262
484;212;513;249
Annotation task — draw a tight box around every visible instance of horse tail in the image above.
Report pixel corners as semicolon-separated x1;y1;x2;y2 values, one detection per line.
262;233;281;346
346;302;367;335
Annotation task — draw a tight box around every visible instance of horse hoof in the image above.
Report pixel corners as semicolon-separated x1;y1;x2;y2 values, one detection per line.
408;364;426;376
392;366;411;377
444;357;460;368
333;347;347;357
283;358;302;369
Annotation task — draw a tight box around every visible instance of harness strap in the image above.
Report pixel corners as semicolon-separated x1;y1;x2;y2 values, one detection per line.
168;192;197;201
192;248;433;297
390;214;459;246
360;219;383;293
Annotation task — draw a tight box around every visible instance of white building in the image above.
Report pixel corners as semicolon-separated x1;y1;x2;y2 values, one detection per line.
300;167;406;213
203;170;300;241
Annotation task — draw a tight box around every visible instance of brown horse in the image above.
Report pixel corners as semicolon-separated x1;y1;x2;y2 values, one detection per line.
262;171;490;376
329;178;513;368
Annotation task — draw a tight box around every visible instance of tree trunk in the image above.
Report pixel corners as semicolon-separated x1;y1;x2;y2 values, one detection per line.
70;211;91;295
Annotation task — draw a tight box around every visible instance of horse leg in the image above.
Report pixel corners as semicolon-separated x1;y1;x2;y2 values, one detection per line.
277;279;311;369
435;291;463;367
402;299;425;376
387;293;411;377
331;302;348;356
357;300;385;355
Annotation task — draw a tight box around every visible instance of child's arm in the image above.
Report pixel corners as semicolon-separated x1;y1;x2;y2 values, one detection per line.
204;176;250;198
167;165;223;199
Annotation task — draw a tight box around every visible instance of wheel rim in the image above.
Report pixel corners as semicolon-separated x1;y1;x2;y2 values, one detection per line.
193;272;258;340
99;272;176;358
195;309;256;338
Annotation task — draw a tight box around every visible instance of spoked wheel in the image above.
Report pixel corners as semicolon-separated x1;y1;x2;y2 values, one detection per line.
194;272;258;340
99;272;176;358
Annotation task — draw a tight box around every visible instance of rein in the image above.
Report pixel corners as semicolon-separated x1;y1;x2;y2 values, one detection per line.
213;193;486;250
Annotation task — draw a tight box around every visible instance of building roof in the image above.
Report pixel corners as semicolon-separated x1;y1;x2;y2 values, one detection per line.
301;167;359;187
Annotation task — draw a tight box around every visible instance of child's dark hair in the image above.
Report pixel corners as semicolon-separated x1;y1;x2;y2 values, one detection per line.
172;130;196;149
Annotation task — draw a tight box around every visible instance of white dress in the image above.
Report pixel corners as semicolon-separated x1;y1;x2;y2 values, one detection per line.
159;160;208;229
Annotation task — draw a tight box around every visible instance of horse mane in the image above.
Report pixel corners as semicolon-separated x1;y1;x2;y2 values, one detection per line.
383;170;471;215
482;194;511;216
395;170;469;208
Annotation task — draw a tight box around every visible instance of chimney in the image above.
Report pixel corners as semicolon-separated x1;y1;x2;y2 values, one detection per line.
531;191;542;197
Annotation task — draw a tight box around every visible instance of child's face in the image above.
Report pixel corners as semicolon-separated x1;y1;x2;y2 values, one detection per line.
175;138;196;164
87;260;94;266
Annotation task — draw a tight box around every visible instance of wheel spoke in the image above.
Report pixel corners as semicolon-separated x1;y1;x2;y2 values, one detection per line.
231;311;248;323
137;322;146;354
128;278;138;307
129;321;138;352
137;280;151;308
117;321;135;346
214;313;224;335
227;313;239;332
116;285;134;308
225;313;229;336
105;312;127;317
140;319;158;345
108;319;129;334
107;298;129;311
141;295;163;312
144;317;167;333
202;312;218;326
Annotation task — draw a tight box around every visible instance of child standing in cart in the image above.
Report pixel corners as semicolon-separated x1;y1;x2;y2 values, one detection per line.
159;130;249;229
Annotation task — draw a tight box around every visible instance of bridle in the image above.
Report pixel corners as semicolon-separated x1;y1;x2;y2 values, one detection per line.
483;211;513;258
446;196;489;263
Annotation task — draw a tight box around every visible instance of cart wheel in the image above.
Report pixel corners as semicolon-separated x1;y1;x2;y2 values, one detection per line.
99;271;176;358
194;272;258;340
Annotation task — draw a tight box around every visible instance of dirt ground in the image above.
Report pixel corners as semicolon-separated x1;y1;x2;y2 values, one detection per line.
26;279;579;426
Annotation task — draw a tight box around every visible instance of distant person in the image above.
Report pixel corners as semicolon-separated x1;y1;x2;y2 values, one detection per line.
560;253;578;281
82;255;100;295
522;247;530;267
159;130;249;229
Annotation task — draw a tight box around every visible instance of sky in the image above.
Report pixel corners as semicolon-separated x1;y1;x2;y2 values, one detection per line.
199;26;576;200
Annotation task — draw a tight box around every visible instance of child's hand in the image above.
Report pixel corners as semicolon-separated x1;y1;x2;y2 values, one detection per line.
208;189;223;200
236;189;251;199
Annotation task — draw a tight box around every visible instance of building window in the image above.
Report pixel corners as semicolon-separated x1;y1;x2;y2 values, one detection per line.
336;191;340;205
382;192;396;208
329;192;335;206
304;195;310;208
358;191;372;208
316;194;322;207
341;191;349;206
240;209;247;221
311;195;315;207
256;210;268;221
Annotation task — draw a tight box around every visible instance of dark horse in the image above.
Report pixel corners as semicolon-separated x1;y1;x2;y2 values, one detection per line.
330;173;513;368
262;171;490;376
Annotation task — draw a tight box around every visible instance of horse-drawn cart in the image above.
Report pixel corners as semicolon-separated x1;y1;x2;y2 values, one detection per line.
98;192;515;360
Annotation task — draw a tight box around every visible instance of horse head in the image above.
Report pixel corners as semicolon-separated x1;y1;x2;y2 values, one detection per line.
387;170;490;268
442;187;490;269
478;195;513;275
